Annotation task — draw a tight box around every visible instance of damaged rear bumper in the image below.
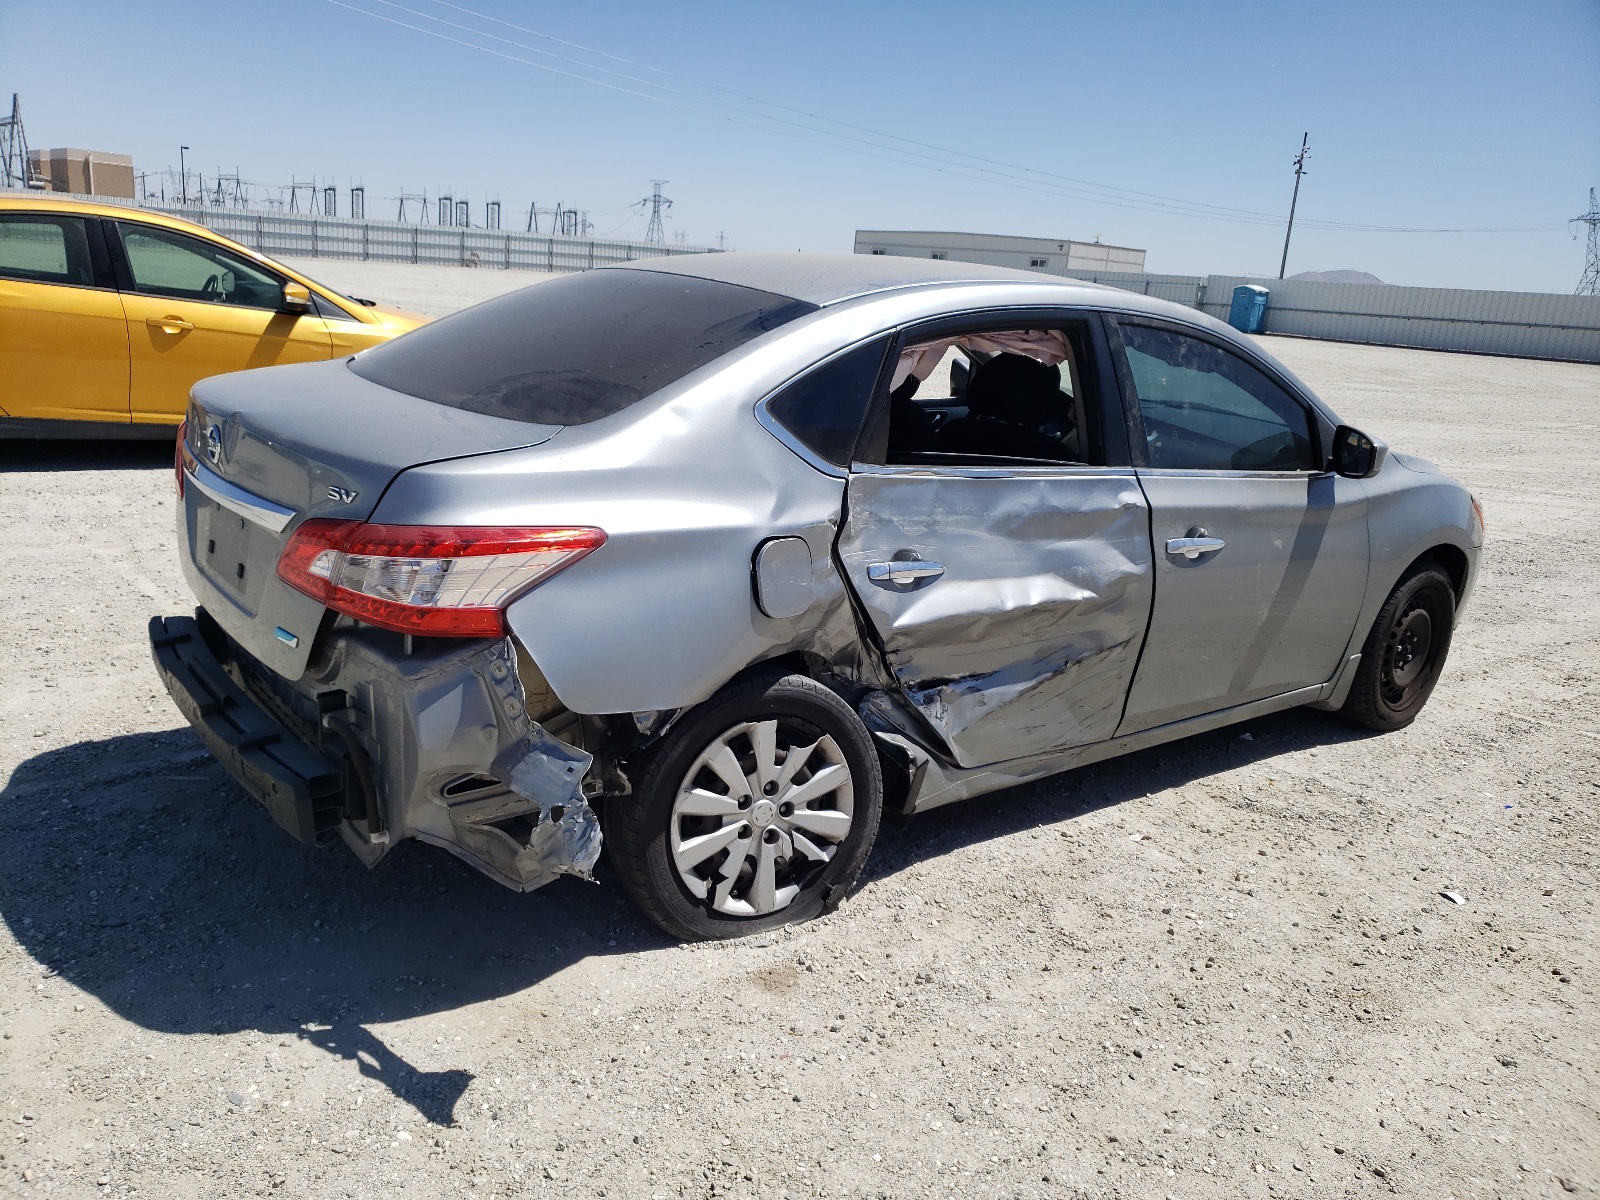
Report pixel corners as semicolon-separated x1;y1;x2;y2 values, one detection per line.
148;611;601;892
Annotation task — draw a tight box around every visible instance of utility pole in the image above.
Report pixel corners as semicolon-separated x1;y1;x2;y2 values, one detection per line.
1277;132;1309;280
179;146;189;205
1573;187;1600;297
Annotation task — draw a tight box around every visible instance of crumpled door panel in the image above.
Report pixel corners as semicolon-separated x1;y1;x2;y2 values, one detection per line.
837;468;1154;768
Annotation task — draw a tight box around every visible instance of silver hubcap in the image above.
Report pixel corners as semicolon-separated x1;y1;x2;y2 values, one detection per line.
668;719;854;917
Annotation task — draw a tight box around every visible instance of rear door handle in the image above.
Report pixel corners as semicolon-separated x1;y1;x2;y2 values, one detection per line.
147;316;195;333
868;560;945;585
1165;536;1226;560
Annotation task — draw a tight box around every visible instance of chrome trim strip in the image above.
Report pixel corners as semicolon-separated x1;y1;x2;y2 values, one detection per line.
752;401;847;479
185;458;296;534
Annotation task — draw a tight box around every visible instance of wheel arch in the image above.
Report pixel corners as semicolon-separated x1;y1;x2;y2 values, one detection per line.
1412;543;1469;601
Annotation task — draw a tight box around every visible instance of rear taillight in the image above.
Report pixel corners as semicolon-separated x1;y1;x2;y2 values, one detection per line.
276;521;606;637
175;418;188;499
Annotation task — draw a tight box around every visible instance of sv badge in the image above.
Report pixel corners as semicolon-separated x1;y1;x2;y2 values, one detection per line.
326;485;359;504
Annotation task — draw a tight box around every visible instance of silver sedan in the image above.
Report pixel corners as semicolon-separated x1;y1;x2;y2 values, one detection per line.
151;254;1483;940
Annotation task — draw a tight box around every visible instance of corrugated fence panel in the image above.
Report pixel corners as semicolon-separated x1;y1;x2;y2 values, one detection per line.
1045;267;1206;307
1107;269;1600;364
146;205;711;275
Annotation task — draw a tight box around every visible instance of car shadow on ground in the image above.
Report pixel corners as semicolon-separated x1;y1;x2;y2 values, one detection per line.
0;438;174;472
862;704;1377;886
0;709;1372;1125
0;728;668;1127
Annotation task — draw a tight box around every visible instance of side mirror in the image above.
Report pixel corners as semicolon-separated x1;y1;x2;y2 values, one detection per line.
1331;424;1387;478
949;357;970;397
281;281;312;312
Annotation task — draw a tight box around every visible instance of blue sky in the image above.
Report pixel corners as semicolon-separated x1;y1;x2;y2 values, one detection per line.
4;0;1596;291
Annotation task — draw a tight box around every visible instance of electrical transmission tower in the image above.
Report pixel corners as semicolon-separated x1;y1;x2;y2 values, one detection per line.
1;94;40;189
1573;187;1600;297
1278;133;1310;280
637;179;672;245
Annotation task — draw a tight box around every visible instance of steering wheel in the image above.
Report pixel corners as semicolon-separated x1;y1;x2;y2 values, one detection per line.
200;273;220;299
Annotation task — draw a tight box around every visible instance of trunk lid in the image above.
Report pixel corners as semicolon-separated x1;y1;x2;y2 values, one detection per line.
182;357;560;679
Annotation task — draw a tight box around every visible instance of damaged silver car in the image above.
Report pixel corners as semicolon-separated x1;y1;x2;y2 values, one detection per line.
151;254;1483;939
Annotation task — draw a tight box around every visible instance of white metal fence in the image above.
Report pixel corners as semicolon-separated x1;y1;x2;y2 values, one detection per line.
1048;267;1600;364
1;187;712;274
152;205;711;274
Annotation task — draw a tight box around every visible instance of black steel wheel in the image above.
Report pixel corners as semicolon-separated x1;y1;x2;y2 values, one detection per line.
1340;564;1456;731
606;672;883;941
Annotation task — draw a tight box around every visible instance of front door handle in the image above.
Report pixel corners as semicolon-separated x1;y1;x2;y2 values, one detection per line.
147;316;195;333
868;559;945;585
1165;536;1226;560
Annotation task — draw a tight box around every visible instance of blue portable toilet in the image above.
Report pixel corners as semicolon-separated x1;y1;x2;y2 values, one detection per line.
1228;284;1269;333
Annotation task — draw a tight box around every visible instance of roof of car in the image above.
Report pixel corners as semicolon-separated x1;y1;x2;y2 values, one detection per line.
609;251;1091;307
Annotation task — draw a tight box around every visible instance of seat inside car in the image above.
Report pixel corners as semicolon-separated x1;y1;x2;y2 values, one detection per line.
933;352;1076;462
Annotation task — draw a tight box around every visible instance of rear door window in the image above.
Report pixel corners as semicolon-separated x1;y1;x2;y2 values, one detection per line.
0;213;95;286
348;268;817;426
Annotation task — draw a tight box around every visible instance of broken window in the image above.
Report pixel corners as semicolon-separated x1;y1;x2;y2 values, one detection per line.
883;326;1095;467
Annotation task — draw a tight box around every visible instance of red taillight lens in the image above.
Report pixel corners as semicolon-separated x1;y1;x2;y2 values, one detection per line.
175;418;188;499
276;521;606;637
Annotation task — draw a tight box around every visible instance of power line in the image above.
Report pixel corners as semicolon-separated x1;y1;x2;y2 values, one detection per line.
327;0;1560;237
1573;188;1600;296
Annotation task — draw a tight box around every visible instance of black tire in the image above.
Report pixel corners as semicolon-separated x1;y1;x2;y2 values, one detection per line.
606;672;883;942
1339;563;1456;731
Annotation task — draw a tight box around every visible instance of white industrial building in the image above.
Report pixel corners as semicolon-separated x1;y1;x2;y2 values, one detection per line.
853;229;1145;276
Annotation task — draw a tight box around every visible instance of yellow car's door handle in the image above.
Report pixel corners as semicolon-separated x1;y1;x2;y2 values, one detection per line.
147;316;195;333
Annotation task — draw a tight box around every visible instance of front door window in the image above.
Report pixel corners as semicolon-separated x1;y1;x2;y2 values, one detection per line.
1120;322;1318;472
118;223;286;310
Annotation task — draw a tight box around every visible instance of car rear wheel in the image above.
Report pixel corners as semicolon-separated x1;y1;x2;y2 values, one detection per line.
1339;564;1456;731
607;672;883;941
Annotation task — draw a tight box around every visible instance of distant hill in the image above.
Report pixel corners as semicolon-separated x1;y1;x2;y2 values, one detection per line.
1286;269;1386;285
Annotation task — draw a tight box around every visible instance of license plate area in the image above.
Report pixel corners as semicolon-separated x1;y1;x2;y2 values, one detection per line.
195;501;275;615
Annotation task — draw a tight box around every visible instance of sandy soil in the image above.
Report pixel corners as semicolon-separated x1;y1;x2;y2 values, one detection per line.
0;327;1596;1200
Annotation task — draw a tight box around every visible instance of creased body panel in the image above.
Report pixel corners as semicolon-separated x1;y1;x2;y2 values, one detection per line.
838;467;1153;768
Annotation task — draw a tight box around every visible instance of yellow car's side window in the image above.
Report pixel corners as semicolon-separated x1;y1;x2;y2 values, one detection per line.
0;214;95;287
117;223;285;312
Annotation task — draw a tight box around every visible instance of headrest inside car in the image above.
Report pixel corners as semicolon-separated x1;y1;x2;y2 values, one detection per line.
963;353;1064;427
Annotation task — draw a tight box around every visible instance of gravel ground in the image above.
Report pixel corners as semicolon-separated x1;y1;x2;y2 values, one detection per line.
1;325;1596;1200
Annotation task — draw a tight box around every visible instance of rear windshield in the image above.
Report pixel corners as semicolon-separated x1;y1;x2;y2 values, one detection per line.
348;268;817;425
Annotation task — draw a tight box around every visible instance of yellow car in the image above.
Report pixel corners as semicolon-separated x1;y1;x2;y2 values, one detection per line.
0;195;427;437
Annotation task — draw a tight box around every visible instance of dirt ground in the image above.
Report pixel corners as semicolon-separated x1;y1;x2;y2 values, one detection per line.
1;318;1596;1200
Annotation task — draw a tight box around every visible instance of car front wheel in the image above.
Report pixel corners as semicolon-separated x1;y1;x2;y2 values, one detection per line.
1340;563;1456;731
607;672;883;941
